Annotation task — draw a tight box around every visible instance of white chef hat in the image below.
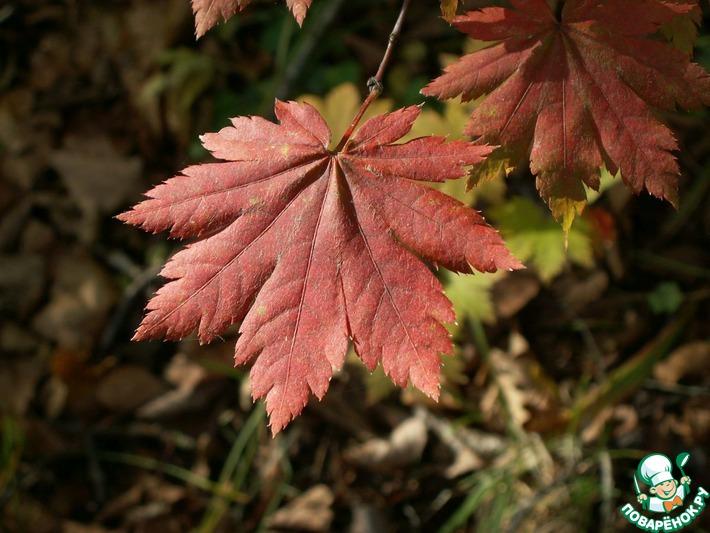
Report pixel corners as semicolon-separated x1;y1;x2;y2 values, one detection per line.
638;454;674;487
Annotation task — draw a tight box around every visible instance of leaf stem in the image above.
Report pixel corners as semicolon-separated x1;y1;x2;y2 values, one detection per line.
334;0;412;151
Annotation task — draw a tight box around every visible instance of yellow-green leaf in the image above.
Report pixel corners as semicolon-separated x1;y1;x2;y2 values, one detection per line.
298;83;392;149
585;165;622;204
444;271;503;328
490;197;593;283
440;0;459;21
407;100;506;206
661;7;702;55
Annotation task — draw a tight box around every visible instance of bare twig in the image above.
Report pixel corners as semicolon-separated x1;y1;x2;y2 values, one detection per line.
335;0;412;151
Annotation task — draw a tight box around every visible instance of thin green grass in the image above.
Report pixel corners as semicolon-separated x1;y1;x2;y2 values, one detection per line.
198;405;265;532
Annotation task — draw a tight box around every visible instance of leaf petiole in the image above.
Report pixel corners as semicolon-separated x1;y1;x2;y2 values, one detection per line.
334;0;412;151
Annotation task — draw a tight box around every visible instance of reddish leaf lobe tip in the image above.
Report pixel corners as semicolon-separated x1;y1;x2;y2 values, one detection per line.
191;0;312;37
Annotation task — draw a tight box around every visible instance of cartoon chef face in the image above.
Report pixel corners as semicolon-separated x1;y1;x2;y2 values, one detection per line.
651;478;679;499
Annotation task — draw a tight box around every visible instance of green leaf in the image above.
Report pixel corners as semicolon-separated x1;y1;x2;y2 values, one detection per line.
444;271;502;327
647;282;684;315
490;197;593;282
585;165;621;204
660;7;702;55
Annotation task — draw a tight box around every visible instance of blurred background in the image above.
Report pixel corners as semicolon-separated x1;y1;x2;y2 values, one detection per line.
1;0;709;531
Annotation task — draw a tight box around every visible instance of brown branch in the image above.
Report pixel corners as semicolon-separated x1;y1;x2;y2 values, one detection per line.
334;0;412;151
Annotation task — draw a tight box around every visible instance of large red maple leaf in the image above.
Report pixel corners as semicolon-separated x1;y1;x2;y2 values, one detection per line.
191;0;312;37
423;0;710;223
119;101;521;433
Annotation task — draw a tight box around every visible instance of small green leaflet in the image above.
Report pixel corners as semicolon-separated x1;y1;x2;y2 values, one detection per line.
490;197;593;283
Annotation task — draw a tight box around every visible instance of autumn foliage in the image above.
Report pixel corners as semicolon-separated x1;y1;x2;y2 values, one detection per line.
121;0;710;432
191;0;312;37
423;0;710;227
119;102;520;432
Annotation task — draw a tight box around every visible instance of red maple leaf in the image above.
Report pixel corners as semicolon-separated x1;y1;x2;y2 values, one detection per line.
119;101;521;433
191;0;312;37
423;0;710;223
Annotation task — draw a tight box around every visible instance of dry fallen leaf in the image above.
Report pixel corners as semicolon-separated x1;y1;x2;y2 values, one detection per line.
653;341;710;384
268;484;334;532
423;409;501;478
492;271;540;319
61;521;116;533
345;413;427;471
137;342;233;419
481;333;532;430
98;474;186;524
0;254;45;319
0;354;45;416
556;270;609;313
33;253;117;351
96;365;166;412
50;136;141;240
